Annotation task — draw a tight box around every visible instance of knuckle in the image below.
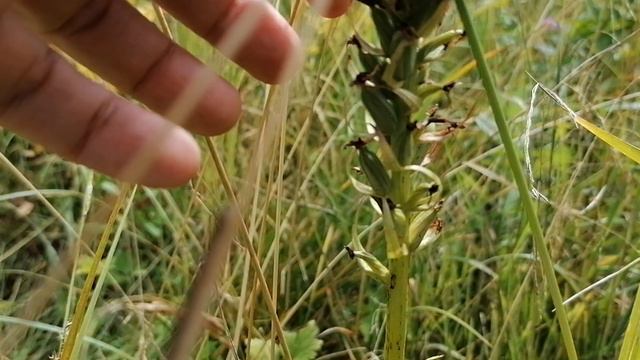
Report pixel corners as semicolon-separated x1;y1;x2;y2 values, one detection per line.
41;0;112;36
66;96;118;161
200;0;236;43
129;41;176;95
0;48;59;115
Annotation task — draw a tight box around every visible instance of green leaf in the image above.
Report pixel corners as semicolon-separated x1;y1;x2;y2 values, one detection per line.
370;6;395;54
358;147;392;196
347;247;391;285
248;338;271;359
248;322;323;360
286;321;323;360
361;87;399;136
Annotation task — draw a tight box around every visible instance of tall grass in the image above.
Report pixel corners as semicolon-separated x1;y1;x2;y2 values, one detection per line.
455;1;577;358
1;0;639;359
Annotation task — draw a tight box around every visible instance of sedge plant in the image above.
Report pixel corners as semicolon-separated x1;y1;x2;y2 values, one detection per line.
345;1;463;358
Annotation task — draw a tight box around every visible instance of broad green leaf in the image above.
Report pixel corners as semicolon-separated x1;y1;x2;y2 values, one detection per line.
247;338;271;359
286;321;323;360
248;321;323;360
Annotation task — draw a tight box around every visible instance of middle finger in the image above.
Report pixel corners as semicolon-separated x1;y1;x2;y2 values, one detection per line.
155;0;302;84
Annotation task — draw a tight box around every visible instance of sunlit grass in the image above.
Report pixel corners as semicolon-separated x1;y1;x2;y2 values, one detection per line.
0;0;639;359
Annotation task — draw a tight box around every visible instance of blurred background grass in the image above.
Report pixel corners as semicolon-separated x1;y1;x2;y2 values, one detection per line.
1;0;640;359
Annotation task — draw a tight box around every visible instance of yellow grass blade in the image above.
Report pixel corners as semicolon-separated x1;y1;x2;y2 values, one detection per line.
444;48;503;84
59;184;132;360
533;81;640;360
619;285;640;360
574;116;640;164
535;80;640;165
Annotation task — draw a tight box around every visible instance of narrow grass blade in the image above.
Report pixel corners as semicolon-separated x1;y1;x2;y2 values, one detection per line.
618;285;640;360
0;151;77;237
534;80;640;164
59;184;132;360
412;306;492;348
0;315;134;360
444;48;503;84
453;1;578;359
73;185;137;359
575;116;640;164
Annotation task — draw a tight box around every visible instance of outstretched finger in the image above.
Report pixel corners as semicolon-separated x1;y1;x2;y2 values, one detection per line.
154;0;302;84
0;11;200;187
16;0;242;136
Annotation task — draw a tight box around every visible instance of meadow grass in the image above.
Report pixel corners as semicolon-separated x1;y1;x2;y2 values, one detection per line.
1;0;640;359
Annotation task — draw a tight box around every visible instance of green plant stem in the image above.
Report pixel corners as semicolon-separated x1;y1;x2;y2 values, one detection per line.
453;1;578;359
385;254;411;360
384;152;413;360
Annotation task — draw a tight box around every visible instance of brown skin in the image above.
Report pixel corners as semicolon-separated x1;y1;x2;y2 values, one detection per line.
0;0;350;187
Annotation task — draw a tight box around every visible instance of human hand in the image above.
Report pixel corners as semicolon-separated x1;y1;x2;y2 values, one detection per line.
0;0;351;187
